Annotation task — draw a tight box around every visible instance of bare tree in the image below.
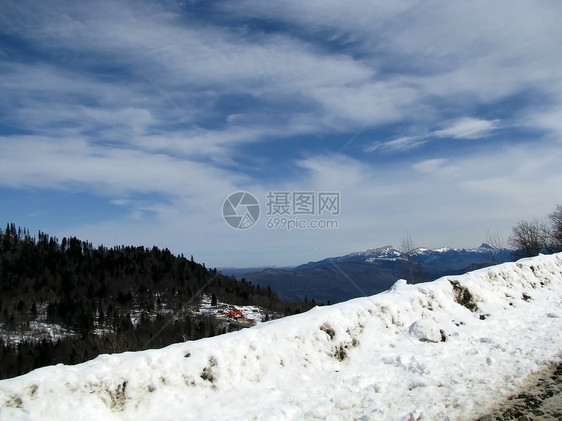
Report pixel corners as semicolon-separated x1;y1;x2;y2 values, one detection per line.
485;228;505;264
400;232;418;283
509;219;549;259
547;205;562;253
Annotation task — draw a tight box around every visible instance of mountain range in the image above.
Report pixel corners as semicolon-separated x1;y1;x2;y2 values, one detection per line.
237;244;514;304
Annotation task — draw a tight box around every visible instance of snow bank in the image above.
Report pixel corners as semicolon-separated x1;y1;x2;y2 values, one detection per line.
1;253;562;420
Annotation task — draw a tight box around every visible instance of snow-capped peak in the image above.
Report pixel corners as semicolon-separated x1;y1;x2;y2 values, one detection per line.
347;245;399;257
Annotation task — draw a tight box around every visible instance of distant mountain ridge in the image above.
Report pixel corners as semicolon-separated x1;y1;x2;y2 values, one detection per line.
241;244;514;304
297;243;508;269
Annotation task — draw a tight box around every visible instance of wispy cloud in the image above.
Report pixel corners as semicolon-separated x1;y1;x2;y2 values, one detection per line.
527;106;562;140
412;158;451;174
0;135;246;198
365;136;427;153
365;116;498;154
434;117;499;139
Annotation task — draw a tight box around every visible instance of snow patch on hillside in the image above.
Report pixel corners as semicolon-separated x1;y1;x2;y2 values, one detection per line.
1;253;562;420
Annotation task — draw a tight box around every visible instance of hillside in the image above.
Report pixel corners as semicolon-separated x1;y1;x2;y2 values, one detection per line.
0;225;312;379
1;253;561;420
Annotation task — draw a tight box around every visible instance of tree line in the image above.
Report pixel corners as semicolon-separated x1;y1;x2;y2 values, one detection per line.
0;224;314;379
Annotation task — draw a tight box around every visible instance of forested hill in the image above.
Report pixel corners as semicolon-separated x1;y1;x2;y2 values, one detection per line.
0;224;281;311
0;224;312;379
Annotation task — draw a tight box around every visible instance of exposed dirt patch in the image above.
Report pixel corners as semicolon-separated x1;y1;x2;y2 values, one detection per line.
450;280;478;312
477;360;562;420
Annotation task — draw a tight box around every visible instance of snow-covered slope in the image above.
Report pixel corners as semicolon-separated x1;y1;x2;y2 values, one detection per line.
1;254;562;420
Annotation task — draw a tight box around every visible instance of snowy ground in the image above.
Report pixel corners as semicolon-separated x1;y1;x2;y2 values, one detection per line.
1;253;561;420
0;320;74;346
0;303;77;346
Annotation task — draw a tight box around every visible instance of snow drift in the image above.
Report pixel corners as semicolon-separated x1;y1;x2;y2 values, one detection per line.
1;253;562;420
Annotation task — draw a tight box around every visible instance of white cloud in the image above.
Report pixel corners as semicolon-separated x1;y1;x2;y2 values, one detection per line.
0;135;247;198
434;118;499;139
1;1;375;119
412;158;451;174
365;117;499;153
365;136;427;153
110;199;128;206
3;0;559;148
230;1;562;132
527;105;562;140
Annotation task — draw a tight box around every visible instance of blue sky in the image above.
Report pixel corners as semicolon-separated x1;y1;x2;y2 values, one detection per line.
1;0;561;267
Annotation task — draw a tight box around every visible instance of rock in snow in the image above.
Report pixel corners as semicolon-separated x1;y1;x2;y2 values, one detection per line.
408;319;442;343
1;253;562;420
